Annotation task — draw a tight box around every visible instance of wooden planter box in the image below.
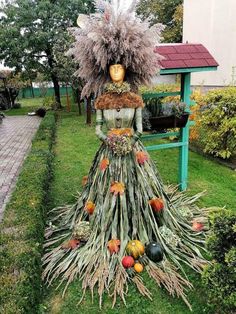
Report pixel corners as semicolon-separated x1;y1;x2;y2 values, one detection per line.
149;113;189;130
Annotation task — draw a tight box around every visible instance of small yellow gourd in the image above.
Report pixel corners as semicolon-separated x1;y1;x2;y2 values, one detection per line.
126;240;145;259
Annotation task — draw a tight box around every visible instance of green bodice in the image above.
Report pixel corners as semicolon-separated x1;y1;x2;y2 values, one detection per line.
103;108;135;129
96;107;143;142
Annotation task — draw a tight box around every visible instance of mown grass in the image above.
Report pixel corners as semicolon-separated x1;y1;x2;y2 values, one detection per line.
42;106;236;314
4;95;74;116
4;97;44;115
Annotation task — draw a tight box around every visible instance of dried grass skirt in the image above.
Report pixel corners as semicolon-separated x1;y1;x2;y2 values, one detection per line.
43;140;212;309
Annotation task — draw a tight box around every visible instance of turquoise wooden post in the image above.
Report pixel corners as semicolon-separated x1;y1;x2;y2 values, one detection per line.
179;73;191;191
142;43;218;190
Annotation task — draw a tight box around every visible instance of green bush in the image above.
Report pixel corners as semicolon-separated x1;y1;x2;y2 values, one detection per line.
199;87;236;159
202;209;236;313
140;84;181;117
139;83;180;95
207;209;236;263
12;102;22;109
42;95;56;110
144;97;162;116
0;112;55;313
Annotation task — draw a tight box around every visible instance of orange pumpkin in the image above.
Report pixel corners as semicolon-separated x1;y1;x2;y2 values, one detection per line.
134;263;144;273
149;198;164;213
84;201;95;215
126;240;145;259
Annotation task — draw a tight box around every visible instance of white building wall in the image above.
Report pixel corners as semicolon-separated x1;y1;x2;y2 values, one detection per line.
183;0;236;86
152;73;177;85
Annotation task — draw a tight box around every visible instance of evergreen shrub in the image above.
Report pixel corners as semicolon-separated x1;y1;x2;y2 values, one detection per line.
192;87;236;159
42;95;56;110
202;209;236;313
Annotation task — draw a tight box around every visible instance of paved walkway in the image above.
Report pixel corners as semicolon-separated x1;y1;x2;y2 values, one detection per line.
0;116;41;221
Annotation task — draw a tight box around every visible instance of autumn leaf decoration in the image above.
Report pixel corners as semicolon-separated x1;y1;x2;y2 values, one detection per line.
136;151;148;165
84;201;95;215
82;175;88;186
110;181;125;195
99;158;109;171
61;239;80;250
108;128;133;137
107;239;121;254
149;198;164;213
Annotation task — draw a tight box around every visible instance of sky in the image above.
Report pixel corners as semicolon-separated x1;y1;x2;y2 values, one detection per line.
0;63;11;70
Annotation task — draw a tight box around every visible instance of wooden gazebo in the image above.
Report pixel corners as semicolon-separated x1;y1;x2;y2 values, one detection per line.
142;43;219;191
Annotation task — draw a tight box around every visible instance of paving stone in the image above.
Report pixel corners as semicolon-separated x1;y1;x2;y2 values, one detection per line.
0;116;41;221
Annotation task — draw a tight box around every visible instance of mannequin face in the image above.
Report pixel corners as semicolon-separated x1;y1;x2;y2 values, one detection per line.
109;64;125;84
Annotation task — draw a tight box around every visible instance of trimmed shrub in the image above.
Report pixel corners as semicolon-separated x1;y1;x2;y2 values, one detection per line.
0;112;56;313
191;87;236;159
202;209;236;313
12;102;22;109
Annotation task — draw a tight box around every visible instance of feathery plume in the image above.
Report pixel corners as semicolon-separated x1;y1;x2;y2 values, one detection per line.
68;0;163;98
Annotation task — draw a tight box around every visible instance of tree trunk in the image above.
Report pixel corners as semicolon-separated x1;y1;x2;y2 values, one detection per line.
51;74;62;109
46;46;62;109
3;79;11;108
65;85;71;112
86;96;92;125
9;88;19;107
77;88;82;115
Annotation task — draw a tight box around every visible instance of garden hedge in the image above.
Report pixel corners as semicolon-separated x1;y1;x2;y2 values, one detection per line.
190;87;236;160
202;209;236;313
0;112;56;313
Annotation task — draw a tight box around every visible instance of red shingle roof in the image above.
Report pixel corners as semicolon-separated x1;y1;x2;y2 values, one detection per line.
155;44;219;70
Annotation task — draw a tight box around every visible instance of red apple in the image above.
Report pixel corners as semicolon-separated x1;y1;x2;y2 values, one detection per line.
122;256;135;268
192;221;204;232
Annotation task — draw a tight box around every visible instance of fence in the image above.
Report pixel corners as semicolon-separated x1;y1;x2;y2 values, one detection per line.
19;86;73;99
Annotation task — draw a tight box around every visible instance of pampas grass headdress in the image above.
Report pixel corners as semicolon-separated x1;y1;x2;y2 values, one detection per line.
68;0;163;98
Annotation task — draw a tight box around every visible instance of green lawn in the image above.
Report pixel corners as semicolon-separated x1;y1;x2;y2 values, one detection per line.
3;95;74;115
42;106;236;314
4;97;44;115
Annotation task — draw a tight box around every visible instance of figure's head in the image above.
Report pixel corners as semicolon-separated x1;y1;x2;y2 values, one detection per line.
109;64;125;84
